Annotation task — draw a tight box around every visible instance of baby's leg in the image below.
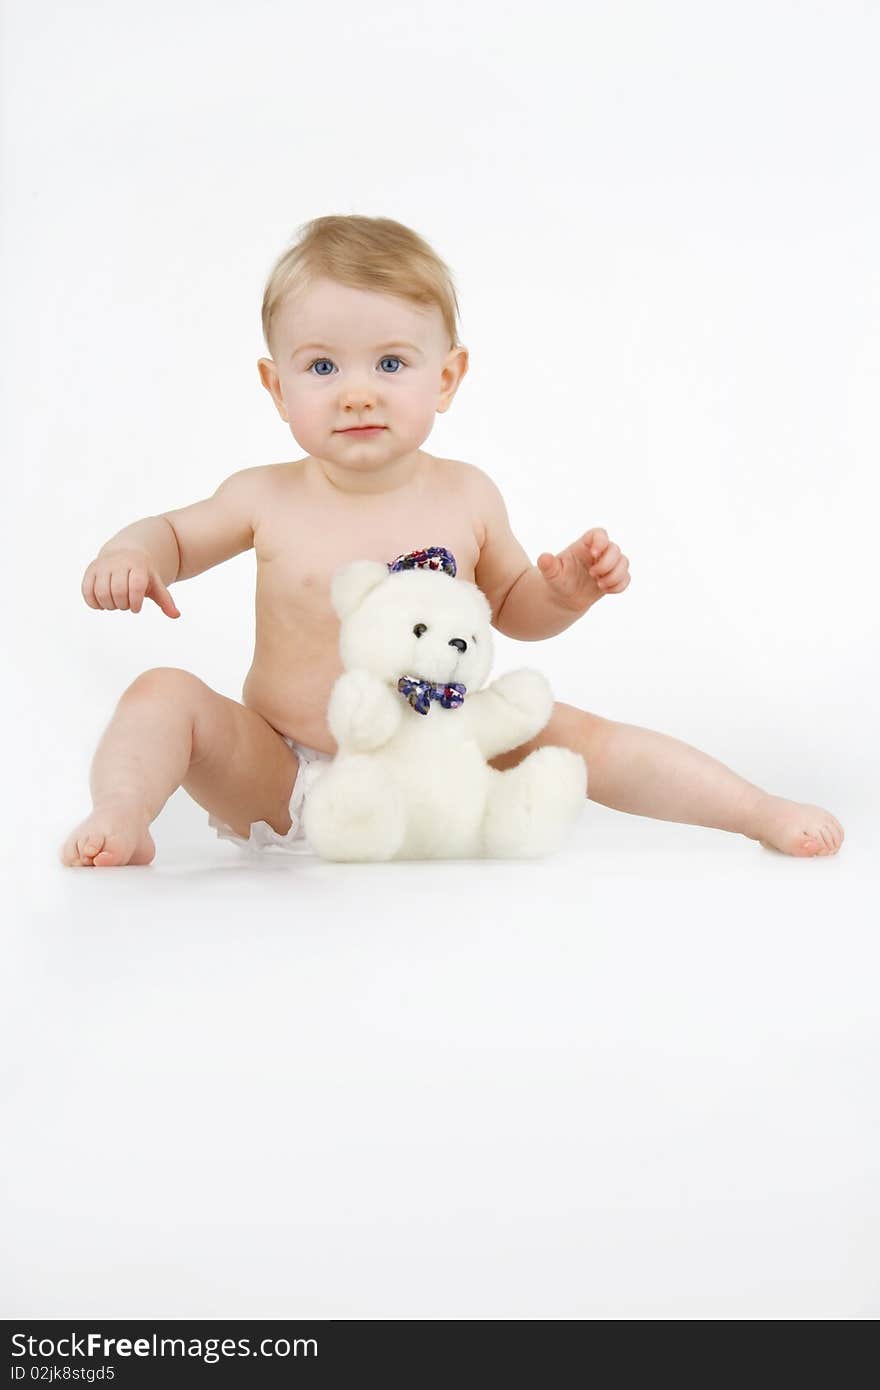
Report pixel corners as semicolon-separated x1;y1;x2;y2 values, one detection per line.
60;668;300;867
489;703;844;857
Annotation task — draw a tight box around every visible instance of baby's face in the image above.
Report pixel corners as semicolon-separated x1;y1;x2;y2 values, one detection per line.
259;277;467;472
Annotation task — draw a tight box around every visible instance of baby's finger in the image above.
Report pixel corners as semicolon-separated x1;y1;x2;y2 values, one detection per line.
110;569;131;610
537;552;562;580
594;556;627;584
128;571;149;614
590;543;621;578
146;572;181;618
584;528;608;560
598;562;631;593
81;566;100;609
93;571;114;609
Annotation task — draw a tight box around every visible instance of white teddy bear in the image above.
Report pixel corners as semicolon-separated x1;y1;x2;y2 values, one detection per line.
302;546;587;861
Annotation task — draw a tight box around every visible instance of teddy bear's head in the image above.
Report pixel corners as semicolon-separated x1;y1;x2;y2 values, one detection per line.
330;551;494;694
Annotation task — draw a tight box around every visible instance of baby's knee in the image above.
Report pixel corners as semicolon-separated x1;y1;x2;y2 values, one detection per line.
549;701;607;750
120;667;207;709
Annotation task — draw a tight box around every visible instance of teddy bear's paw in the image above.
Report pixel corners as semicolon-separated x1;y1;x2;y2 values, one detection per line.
490;669;554;729
483;746;587;858
328;670;401;752
303;758;405;862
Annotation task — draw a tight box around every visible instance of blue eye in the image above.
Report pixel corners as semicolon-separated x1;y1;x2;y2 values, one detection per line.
306;355;406;376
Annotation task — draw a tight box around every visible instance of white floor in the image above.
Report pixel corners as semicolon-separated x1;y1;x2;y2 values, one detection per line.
4;798;878;1320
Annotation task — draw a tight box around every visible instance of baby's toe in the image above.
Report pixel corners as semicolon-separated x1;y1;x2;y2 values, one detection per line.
75;835;103;867
753;796;845;858
796;833;822;857
91;834;128;867
60;831;98;867
61;799;154;868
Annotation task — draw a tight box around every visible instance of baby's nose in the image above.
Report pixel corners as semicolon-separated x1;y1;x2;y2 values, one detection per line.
448;638;467;653
341;380;377;407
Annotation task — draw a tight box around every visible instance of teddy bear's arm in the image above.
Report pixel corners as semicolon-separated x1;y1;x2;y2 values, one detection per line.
464;669;555;760
327;670;403;753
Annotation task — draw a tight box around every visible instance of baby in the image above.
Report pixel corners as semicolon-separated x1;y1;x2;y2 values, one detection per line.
60;214;844;867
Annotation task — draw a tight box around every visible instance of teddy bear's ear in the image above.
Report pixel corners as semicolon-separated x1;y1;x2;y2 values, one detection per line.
330;560;390;620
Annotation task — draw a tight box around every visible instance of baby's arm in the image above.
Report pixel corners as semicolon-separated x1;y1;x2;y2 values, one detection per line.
81;468;258;616
469;466;613;640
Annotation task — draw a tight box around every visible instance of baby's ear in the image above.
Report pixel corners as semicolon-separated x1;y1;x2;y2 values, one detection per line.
331;560;389;619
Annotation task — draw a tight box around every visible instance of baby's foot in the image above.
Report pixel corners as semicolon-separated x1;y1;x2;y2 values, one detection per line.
747;794;845;857
60;795;156;867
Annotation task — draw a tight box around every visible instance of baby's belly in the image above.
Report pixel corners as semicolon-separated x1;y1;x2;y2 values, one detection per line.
242;646;341;754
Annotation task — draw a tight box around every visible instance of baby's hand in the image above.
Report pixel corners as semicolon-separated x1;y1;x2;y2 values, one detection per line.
82;548;180;618
537;527;630;609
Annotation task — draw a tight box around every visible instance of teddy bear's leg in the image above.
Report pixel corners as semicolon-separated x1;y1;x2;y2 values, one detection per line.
302;756;406;862
481;747;587;858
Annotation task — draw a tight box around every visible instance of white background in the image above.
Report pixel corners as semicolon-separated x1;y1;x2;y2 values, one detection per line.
2;0;878;1320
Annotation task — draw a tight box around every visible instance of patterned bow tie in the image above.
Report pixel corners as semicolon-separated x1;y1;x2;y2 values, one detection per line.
397;675;467;716
387;545;457;577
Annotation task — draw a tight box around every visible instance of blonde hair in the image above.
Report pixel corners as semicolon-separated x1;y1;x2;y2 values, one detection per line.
261;214;462;358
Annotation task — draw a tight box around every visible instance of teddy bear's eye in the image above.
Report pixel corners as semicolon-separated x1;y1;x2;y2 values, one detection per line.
413;623;427;637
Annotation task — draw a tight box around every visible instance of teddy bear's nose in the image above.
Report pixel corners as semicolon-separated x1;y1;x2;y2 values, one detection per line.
448;638;467;653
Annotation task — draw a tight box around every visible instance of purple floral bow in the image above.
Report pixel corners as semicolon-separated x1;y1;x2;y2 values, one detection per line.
387;546;457;578
397;675;467;716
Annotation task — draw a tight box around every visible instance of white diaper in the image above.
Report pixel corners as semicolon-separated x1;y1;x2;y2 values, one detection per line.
208;738;333;855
